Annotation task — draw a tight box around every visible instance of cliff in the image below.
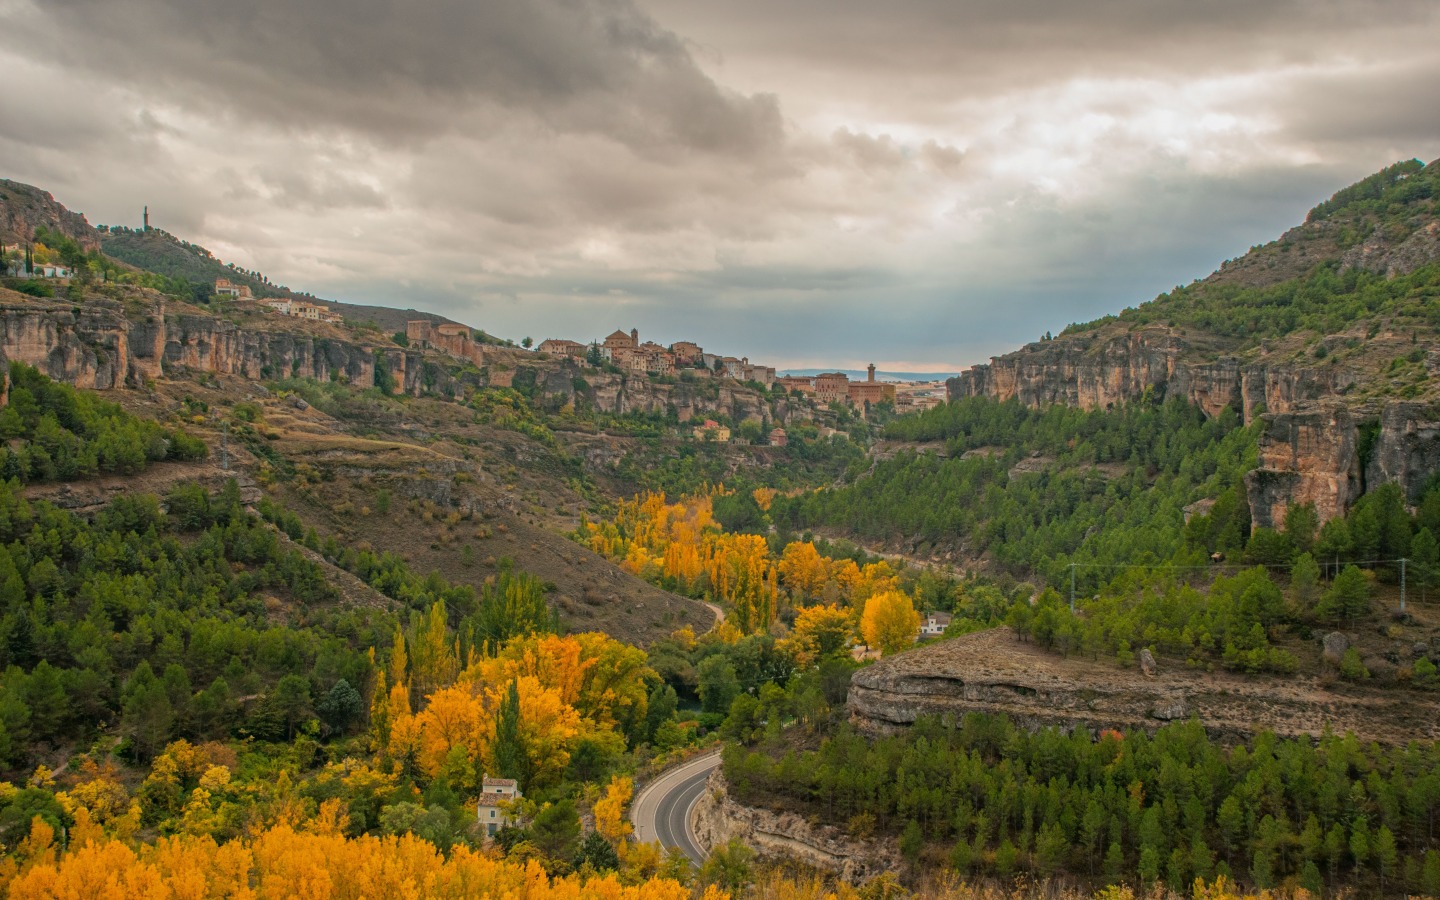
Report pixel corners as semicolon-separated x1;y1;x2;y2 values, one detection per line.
848;628;1440;746
948;159;1440;525
526;365;808;426
0;292;453;398
692;767;901;882
0;287;792;429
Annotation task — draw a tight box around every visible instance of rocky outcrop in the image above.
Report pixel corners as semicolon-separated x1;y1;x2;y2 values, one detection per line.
0;296;452;397
0;180;100;250
947;324;1439;526
848;628;1440;746
0;294;790;429
949;327;1357;423
1246;401;1366;528
692;768;900;882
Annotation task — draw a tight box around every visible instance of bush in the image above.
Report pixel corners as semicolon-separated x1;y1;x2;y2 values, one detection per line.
1339;647;1370;680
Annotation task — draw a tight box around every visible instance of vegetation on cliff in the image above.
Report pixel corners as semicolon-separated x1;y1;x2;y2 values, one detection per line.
1063;159;1440;353
0;362;207;482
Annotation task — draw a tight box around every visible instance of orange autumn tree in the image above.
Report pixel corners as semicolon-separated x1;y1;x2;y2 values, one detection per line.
704;534;779;634
593;774;634;842
413;674;579;792
406;632;653;793
2;820;711;899
850;561;900;610
752;487;777;512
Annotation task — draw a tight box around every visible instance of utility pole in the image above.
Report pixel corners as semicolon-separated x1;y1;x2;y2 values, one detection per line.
1069;563;1076;613
1400;558;1407;613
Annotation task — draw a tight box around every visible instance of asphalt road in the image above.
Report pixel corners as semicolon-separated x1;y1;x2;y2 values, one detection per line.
630;750;721;865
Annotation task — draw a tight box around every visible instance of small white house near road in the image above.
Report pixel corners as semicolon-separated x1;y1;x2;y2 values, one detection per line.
919;611;952;638
477;775;521;837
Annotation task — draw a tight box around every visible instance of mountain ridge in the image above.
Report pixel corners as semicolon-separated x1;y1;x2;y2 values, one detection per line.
949;158;1440;525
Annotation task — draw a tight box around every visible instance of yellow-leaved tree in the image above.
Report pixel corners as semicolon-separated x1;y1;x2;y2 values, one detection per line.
593;775;634;842
860;590;920;656
784;604;855;666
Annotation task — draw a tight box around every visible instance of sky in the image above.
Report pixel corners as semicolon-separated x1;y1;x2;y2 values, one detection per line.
2;0;1438;372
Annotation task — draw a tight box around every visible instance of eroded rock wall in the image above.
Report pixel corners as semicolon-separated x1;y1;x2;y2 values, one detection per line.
526;366;809;424
947;327;1434;525
692;768;900;883
848;628;1440;746
0;298;437;396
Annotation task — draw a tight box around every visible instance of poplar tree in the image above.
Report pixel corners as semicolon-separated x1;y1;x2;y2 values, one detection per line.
493;679;526;785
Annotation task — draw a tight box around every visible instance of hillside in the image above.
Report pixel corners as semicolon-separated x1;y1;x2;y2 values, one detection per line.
948;158;1440;529
99;226;461;333
0;180;99;251
6;166;1440;899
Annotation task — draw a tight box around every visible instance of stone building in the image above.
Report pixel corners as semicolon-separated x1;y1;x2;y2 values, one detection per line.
847;364;896;408
214;278;252;298
537;338;587;360
815;372;851;405
407;320;486;367
477;775;522;838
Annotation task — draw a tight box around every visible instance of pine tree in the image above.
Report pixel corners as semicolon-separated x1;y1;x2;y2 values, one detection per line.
1411;527;1439;596
1290;552;1322;611
1318;565;1370;623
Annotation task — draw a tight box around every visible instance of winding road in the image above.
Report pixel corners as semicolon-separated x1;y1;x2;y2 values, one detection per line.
630;750;721;865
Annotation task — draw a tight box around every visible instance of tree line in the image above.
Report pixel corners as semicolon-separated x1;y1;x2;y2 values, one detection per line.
725;713;1440;896
0;362;207;481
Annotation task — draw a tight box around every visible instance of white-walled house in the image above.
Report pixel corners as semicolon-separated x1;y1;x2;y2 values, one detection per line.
919;611;952;638
477;775;521;837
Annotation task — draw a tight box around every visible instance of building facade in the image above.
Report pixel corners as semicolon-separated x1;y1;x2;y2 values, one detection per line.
477;776;522;838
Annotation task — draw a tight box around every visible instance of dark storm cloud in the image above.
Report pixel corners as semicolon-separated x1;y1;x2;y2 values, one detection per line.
1271;57;1440;148
647;0;1439;83
15;0;783;157
4;0;1440;370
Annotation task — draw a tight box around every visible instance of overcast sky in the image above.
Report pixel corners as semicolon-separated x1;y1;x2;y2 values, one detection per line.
3;0;1437;371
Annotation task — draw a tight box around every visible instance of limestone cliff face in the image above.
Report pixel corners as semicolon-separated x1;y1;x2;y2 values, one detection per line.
950;327;1357;422
947;326;1431;526
692;768;900;883
0;297;788;426
0;297;446;396
849;628;1440;746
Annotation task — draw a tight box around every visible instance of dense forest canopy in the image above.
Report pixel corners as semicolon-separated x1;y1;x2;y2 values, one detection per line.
725;713;1440;896
0;362;207;481
775;396;1259;586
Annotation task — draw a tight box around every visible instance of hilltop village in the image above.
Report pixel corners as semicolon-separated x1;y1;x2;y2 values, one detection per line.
539;328;946;416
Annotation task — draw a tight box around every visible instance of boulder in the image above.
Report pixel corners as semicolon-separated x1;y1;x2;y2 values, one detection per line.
1149;697;1187;721
1139;648;1158;677
1322;632;1349;665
